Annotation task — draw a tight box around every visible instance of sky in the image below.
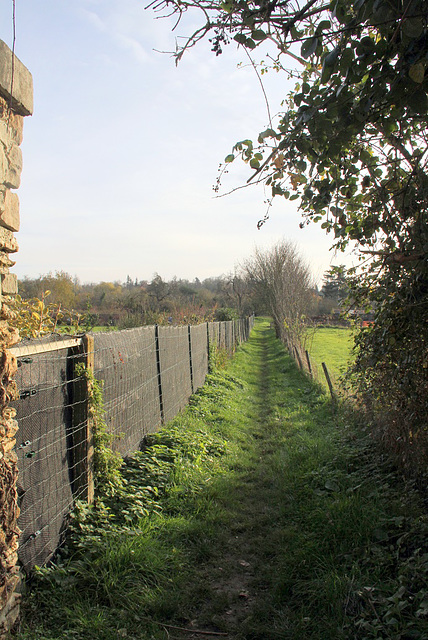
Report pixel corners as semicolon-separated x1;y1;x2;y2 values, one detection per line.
0;0;354;285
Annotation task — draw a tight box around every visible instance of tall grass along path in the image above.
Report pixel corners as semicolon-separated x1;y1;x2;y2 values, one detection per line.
18;319;428;640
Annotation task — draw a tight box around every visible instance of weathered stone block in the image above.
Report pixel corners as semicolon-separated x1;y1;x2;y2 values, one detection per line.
0;103;24;146
0;253;15;270
4;420;17;439
0;190;19;232
0;274;17;295
0;228;17;253
3;145;22;189
1;408;15;421
0;590;20;635
0;145;5;180
0;40;33;116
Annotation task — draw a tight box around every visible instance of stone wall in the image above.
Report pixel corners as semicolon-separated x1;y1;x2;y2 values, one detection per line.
0;40;33;636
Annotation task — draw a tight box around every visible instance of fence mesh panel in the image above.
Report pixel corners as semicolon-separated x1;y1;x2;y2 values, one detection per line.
13;341;76;573
207;322;219;346
190;324;209;391
93;326;161;457
158;326;192;423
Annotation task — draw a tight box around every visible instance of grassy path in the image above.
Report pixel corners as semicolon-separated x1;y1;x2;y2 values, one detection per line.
19;320;428;640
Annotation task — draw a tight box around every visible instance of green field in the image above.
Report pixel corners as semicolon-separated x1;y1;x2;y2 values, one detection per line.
305;326;354;388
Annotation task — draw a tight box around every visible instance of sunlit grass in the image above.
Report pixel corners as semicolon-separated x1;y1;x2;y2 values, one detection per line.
305;325;354;388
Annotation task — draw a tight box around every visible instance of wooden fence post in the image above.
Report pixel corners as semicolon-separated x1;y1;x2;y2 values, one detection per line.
71;334;95;504
155;325;164;425
305;350;313;378
294;346;303;370
321;361;336;405
188;325;194;394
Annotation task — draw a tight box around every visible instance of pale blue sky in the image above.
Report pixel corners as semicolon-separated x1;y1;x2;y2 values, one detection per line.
0;0;351;284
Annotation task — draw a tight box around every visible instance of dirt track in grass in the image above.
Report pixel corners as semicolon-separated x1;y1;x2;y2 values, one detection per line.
166;322;314;639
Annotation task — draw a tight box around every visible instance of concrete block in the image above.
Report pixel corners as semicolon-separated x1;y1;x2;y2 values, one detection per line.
0;274;17;294
0;228;18;253
0;40;33;116
0;190;19;232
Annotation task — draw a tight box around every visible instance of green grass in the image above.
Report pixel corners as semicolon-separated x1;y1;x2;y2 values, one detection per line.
17;319;428;640
305;326;354;387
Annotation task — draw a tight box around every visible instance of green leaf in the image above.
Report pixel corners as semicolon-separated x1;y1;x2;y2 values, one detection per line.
224;154;234;163
324;47;340;68
321;62;333;84
315;20;331;35
301;37;318;59
258;128;276;143
250;158;260;169
252;29;267;41
233;33;247;45
220;0;233;12
356;36;376;56
409;62;425;84
402;17;424;38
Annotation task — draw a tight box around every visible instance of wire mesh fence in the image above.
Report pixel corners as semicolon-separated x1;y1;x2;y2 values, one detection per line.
189;324;209;392
13;337;81;573
93;326;161;457
157;325;193;424
11;317;254;574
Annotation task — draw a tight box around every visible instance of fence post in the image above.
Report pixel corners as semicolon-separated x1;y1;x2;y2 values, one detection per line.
321;362;336;404
188;325;194;394
294;346;303;370
305;350;313;378
70;334;95;503
155;325;165;425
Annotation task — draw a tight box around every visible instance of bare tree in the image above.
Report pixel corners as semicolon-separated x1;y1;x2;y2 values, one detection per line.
243;241;312;345
220;270;251;317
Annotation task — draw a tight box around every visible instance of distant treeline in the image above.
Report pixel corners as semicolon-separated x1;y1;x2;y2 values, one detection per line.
17;271;255;329
17;264;349;330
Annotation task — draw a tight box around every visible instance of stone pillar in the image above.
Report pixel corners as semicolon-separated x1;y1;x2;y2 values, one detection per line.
0;40;33;636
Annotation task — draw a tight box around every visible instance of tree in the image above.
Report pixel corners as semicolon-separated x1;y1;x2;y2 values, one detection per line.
221;271;251;316
320;265;348;302
91;282;123;310
150;0;428;477
147;273;170;307
243;240;312;343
